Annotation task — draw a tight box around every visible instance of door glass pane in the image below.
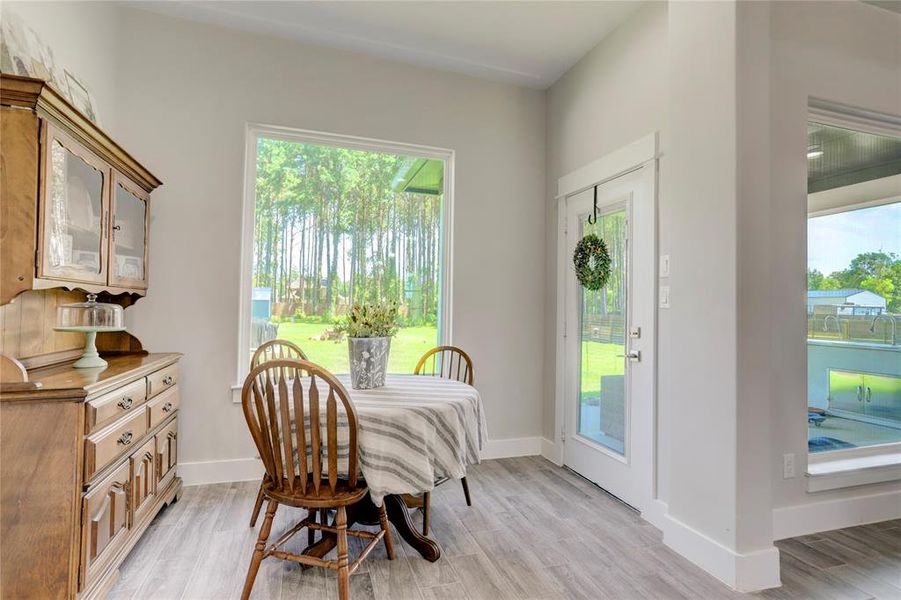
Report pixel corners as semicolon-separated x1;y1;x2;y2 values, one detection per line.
578;207;627;455
806;120;901;453
47;139;104;275
113;183;146;281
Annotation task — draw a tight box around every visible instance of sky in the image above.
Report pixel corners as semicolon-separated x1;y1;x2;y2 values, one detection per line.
808;202;900;275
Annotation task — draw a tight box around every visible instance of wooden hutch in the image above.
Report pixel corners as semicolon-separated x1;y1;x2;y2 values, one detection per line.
0;74;182;599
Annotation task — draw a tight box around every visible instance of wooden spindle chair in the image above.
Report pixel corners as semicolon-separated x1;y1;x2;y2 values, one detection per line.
240;359;393;600
248;339;308;527
413;346;475;535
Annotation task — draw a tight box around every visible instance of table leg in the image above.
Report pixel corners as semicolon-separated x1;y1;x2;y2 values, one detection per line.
383;495;440;562
299;494;440;562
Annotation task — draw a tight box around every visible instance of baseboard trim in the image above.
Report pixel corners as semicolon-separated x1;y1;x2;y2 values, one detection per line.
540;437;562;465
642;498;669;531
772;488;901;540
662;513;781;592
482;436;542;459
179;457;264;486
179;436;544;486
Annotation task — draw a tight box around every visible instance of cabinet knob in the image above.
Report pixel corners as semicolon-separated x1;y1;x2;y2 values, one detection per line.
117;397;133;410
162;375;174;386
117;431;133;446
162;402;173;413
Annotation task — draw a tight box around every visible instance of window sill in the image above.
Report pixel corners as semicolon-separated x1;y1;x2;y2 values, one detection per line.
808;448;901;492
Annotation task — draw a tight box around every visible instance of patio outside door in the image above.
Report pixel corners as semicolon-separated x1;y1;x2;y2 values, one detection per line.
563;164;655;512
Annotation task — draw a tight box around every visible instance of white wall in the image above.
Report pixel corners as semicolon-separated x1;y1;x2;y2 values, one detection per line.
4;1;121;133
107;8;547;475
766;0;901;525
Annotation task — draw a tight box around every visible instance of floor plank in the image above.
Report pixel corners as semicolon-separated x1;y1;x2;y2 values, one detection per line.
107;457;900;600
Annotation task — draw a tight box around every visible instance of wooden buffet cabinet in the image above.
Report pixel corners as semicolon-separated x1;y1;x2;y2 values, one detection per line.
0;74;181;599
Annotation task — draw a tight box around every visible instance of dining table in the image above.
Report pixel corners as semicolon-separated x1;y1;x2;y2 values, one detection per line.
299;373;487;563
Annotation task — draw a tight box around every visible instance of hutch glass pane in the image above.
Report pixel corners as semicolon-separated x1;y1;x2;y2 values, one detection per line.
47;139;104;276
113;184;146;281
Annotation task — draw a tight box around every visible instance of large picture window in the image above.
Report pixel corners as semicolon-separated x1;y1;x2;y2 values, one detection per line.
239;128;451;377
806;119;901;455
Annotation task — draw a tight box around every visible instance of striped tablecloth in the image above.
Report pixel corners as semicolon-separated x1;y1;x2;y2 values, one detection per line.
282;374;487;506
344;374;486;506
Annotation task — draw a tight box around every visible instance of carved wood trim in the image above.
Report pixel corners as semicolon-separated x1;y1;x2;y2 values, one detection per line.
0;353;27;383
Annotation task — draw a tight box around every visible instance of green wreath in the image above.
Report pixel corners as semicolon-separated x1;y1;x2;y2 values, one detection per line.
573;234;611;291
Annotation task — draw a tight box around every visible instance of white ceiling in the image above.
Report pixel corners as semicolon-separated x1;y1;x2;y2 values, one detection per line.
129;1;645;88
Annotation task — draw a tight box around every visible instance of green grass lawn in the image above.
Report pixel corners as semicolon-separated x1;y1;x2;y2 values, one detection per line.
273;321;438;374
580;340;624;398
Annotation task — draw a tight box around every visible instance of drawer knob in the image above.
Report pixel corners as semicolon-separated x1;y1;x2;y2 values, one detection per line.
162;402;173;413
162;375;174;386
117;431;133;446
117;397;133;410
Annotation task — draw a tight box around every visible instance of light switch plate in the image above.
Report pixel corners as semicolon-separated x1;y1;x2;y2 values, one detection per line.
659;285;670;308
659;254;671;277
783;453;795;479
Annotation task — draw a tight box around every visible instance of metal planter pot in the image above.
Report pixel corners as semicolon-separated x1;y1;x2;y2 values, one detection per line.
348;336;391;389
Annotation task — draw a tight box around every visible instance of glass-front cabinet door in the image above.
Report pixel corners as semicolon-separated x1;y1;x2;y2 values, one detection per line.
39;124;109;285
109;172;149;289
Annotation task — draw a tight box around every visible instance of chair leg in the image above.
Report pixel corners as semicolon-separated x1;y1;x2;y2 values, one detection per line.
422;492;430;536
241;499;277;600
249;479;266;527
336;506;350;600
307;508;316;545
461;476;472;507
377;504;395;560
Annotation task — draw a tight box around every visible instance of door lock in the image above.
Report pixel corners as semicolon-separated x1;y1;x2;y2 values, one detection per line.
617;350;641;362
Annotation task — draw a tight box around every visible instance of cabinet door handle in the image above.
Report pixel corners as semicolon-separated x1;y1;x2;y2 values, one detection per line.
866;387;872;402
856;385;863;402
117;431;133;446
162;402;173;413
117;397;133;410
162;375;174;386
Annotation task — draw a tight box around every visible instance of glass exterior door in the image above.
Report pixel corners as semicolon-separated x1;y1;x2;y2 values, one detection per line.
40;126;108;284
109;173;149;289
562;164;655;512
577;207;628;455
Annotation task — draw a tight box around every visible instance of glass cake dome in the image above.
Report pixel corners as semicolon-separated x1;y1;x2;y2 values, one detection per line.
56;294;125;368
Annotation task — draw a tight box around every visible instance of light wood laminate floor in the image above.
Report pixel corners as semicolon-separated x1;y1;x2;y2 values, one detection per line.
108;456;901;599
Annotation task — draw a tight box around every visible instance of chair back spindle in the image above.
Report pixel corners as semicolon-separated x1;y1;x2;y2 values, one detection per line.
242;359;358;498
251;339;308;368
414;345;474;385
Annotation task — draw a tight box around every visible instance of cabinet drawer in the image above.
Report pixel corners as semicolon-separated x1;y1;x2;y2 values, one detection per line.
80;461;130;590
147;364;178;398
85;411;148;482
86;379;147;434
156;418;178;491
130;437;156;525
147;386;179;429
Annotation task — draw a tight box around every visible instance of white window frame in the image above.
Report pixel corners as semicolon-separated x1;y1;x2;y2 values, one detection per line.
805;99;901;489
232;124;455;400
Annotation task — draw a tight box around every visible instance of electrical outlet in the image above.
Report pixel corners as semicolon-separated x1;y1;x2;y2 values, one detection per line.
659;285;670;309
783;453;795;479
659;254;671;277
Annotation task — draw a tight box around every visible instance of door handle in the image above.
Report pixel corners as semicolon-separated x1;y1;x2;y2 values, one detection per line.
617;350;641;362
